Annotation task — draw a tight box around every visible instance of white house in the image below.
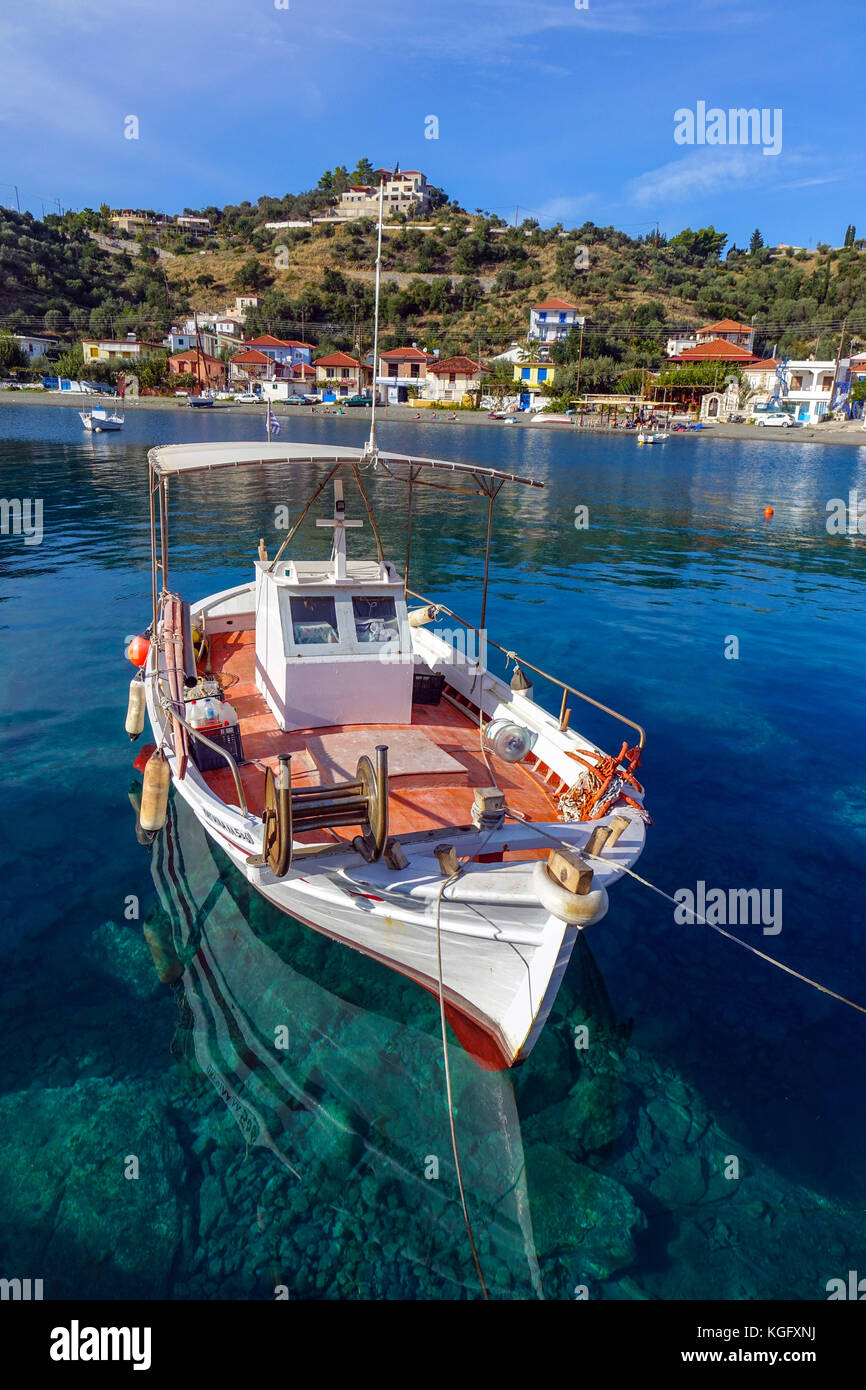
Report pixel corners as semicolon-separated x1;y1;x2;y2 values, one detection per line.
12;333;58;361
166;325;220;358
779;360;839;423
742;358;781;403
528;298;583;344
260;364;317;400
666;332;698;357
243;336;314;367
336;170;430;220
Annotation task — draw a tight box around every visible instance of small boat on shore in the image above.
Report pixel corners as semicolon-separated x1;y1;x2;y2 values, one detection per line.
79;403;124;432
188;392;215;408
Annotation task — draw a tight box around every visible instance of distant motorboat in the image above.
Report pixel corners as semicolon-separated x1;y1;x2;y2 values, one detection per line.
188;392;215;408
80;404;124;432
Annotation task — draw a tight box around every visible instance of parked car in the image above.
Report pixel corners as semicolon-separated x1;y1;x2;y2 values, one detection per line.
233;391;260;404
345;394;371;407
756;413;797;428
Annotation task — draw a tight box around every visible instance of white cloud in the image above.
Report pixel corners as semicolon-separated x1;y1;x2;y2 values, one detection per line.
626;147;819;206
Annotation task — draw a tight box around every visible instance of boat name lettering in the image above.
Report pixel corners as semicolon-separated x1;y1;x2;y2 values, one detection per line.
201;807;256;844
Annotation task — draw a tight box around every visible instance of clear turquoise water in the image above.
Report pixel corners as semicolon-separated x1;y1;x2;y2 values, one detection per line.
1;402;865;1300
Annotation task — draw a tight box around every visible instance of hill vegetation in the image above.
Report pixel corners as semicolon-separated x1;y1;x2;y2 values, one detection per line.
1;166;864;394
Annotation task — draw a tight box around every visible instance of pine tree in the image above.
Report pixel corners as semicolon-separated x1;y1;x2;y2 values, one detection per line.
749;228;764;253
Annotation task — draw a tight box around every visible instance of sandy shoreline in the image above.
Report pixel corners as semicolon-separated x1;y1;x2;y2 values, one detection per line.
2;389;865;446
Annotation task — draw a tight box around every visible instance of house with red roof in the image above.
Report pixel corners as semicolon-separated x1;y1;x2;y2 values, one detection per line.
313;351;372;397
667;338;759;366
244;335;314;367
168;349;225;388
696;318;755;352
422;356;489;404
528;298;584;345
376;346;437;397
229;347;278;386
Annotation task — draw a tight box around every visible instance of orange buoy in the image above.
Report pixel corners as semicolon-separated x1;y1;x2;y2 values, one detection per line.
764;506;774;519
126;634;150;667
133;743;156;773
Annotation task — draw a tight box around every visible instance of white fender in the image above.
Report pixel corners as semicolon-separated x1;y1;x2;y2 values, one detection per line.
532;861;609;928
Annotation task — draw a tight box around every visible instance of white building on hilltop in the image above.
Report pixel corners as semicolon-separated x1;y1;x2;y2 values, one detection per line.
336;170;430;220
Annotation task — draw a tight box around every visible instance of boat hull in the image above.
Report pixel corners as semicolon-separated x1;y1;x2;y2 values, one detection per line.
142;583;648;1069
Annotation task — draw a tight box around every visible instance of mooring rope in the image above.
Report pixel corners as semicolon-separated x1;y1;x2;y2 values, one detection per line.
506;808;866;1017
433;866;489;1300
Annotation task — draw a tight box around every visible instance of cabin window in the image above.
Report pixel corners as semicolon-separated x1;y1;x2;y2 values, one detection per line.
289;596;339;645
352;596;399;645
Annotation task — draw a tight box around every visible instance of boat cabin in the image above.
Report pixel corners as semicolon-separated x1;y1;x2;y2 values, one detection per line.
255;555;412;731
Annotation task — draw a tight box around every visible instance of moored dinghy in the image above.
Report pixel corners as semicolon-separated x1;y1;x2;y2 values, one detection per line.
133;438;650;1069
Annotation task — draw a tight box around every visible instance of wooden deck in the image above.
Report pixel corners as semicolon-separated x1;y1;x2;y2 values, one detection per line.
201;630;557;843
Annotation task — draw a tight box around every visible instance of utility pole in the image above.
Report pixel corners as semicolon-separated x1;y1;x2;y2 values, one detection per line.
514;204;519;229
13;185;20;212
575;318;586;400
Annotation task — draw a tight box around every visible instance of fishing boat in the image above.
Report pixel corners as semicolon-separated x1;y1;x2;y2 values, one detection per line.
128;433;649;1068
126;185;650;1071
79;403;124;432
188;392;215;408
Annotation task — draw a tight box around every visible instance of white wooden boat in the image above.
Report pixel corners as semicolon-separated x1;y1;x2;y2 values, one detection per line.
130;438;649;1069
80;404;124;431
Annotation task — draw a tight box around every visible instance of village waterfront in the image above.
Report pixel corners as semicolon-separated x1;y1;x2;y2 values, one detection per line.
1;403;865;1300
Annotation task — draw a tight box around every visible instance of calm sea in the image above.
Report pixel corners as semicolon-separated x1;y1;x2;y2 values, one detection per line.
1;402;865;1300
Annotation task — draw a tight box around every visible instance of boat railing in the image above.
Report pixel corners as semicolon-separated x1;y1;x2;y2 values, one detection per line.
406;588;646;750
165;701;251;817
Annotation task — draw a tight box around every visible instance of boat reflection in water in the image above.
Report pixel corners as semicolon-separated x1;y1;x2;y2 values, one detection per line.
149;791;546;1298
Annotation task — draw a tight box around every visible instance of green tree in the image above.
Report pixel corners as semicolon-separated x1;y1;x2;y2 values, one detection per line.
749;228;764;253
231;257;270;291
0;331;26;370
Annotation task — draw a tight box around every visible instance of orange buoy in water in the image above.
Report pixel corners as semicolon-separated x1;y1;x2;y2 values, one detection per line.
764;506;774;519
126;634;150;667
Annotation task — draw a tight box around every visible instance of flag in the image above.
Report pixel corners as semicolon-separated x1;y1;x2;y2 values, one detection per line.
267;407;280;437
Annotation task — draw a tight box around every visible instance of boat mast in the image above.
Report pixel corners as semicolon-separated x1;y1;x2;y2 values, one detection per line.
365;179;385;457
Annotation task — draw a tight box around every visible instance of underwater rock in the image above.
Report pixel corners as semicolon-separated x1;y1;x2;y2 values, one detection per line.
647;1097;693;1147
564;1072;632;1155
524;1143;645;1278
0;1079;183;1297
198;1172;223;1238
650;1154;707;1208
89;920;163;1001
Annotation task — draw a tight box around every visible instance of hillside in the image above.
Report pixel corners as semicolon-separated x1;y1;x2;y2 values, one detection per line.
2;184;866;390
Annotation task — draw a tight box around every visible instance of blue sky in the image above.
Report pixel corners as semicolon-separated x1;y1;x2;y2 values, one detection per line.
0;0;860;249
